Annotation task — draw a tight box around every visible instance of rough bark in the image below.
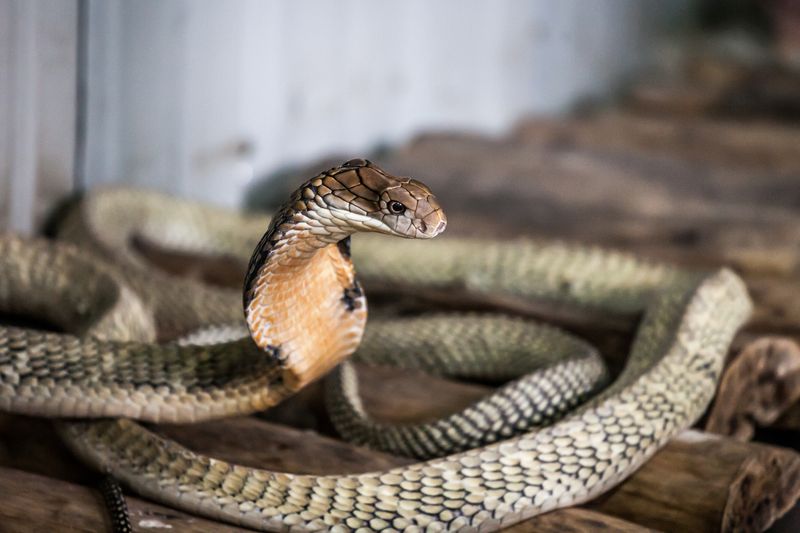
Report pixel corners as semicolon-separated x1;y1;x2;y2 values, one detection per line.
706;337;800;440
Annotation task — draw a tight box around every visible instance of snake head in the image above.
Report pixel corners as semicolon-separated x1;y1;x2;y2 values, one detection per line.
303;159;447;239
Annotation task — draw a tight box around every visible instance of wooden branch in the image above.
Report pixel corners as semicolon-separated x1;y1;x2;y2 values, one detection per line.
625;59;800;124
385;125;800;262
706;337;800;440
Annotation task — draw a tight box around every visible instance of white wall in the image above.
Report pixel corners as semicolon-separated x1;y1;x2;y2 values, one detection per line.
0;0;77;233
0;0;687;230
81;0;688;208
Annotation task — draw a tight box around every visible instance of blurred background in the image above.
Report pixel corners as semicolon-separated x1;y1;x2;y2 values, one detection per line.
2;2;800;530
2;0;797;234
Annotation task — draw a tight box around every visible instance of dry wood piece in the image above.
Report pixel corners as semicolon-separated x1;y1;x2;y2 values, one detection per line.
160;415;413;475
0;413;91;485
0;466;248;533
706;337;800;440
588;430;800;533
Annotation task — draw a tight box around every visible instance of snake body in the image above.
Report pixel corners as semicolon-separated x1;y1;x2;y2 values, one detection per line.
0;160;751;531
327;316;608;459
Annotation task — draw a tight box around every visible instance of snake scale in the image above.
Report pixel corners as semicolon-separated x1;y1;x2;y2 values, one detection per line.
0;159;751;531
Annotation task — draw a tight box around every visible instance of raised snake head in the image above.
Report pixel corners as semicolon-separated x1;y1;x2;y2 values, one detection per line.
300;159;447;240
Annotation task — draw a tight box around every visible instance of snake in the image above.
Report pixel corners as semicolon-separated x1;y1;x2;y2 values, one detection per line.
0;159;751;531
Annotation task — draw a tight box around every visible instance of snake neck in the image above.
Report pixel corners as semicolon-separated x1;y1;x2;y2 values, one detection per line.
244;208;366;391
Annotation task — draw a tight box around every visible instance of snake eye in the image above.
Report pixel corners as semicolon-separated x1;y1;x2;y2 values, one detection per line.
388;201;406;214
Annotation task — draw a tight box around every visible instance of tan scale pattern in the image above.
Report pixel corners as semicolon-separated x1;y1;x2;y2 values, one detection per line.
246;238;367;390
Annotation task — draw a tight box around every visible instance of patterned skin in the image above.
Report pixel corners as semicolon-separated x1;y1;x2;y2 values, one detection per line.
243;159;447;389
0;161;752;532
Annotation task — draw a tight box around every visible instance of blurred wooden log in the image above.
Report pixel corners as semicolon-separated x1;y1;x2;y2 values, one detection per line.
706;337;800;440
620;53;800;123
512;112;800;173
0;467;247;533
746;277;800;335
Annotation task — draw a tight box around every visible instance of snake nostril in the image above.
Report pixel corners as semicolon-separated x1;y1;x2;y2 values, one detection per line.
418;221;427;233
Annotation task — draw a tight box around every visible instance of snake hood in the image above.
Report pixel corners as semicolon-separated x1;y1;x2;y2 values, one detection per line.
243;159;447;389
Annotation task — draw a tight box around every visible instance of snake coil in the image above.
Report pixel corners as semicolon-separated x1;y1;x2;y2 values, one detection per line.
0;161;751;532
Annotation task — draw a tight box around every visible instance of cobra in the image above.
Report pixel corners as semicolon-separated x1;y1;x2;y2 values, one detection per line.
0;159;751;531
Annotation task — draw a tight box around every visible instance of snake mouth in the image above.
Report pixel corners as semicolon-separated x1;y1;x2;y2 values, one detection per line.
349;209;447;240
412;212;447;239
